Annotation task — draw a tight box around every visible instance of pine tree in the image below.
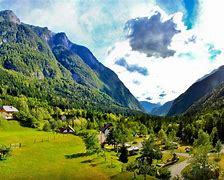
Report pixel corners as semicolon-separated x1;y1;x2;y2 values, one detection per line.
119;145;128;163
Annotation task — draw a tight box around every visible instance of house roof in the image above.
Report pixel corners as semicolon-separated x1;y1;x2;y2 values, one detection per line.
2;106;19;112
100;123;112;133
67;125;75;132
58;125;75;132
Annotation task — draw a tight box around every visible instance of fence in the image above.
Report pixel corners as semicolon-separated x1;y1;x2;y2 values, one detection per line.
9;143;22;148
7;133;72;149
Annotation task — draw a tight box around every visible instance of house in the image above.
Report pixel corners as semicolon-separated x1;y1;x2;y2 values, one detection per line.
57;125;75;134
0;106;19;119
99;123;112;144
127;146;140;156
127;143;142;156
61;115;66;121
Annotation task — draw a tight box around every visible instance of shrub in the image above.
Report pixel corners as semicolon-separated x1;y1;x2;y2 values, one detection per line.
0;145;11;161
156;168;171;179
42;121;51;131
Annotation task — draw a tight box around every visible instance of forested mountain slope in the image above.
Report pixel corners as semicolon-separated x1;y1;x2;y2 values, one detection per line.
168;65;224;116
0;10;142;112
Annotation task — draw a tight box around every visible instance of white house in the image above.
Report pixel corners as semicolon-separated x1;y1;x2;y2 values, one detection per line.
0;106;19;119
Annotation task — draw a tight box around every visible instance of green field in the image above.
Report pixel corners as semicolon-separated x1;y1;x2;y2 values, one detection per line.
0;120;156;180
0;120;191;179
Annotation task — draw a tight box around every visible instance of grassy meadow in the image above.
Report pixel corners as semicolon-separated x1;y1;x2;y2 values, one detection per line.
0;120;155;179
0;120;190;179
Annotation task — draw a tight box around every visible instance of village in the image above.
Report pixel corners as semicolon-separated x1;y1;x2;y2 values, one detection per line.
0;105;198;179
0;105;224;179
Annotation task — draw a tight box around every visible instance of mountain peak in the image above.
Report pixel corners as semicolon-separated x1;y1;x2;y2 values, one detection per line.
0;10;21;24
51;32;72;49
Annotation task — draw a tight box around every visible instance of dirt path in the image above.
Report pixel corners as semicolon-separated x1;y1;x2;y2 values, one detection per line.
165;152;190;179
168;159;189;179
168;145;224;179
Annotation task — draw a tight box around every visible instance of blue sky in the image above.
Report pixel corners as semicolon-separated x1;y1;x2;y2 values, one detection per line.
0;0;223;103
0;0;199;60
156;0;199;29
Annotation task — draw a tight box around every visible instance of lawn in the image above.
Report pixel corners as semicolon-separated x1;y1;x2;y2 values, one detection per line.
0;120;158;179
0;120;117;179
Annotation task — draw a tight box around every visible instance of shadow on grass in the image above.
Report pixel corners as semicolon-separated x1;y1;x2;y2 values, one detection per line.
90;163;97;167
64;153;87;159
81;159;93;163
104;148;115;152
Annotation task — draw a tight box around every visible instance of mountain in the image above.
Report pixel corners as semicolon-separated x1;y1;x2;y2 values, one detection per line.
151;100;173;116
0;10;142;112
140;101;160;113
185;83;224;115
168;65;224;116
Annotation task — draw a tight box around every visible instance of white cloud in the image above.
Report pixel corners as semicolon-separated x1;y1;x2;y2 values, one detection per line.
105;6;224;104
198;0;224;50
16;1;94;46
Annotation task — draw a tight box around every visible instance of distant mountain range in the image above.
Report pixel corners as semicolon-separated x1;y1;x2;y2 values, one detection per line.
151;100;173;116
0;10;142;112
140;101;160;113
140;100;173;116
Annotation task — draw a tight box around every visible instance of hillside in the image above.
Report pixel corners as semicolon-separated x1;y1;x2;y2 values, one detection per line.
0;10;142;112
168;65;224;116
185;83;224;115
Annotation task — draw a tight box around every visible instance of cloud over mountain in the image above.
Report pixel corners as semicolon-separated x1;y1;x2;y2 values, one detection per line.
125;12;180;58
105;6;224;104
115;58;149;76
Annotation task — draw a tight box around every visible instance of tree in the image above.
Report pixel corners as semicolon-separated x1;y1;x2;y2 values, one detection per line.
158;129;167;145
139;124;148;136
193;129;211;149
168;129;177;142
42;121;51;131
183;145;220;180
210;127;219;146
83;131;101;155
107;125;131;151
126;161;138;179
119;145;128;163
106;128;116;147
215;140;222;159
141;136;162;165
119;145;128;172
127;158;155;180
156;168;171;179
126;136;163;180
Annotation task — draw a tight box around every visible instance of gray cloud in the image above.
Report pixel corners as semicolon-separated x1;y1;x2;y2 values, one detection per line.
185;35;197;44
159;92;166;97
125;12;180;58
132;79;141;85
115;58;149;76
146;97;152;101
